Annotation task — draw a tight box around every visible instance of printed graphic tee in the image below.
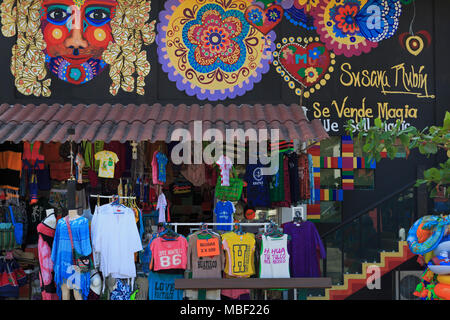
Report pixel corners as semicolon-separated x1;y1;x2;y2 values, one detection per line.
148;271;183;300
216;155;233;186
156;152;168;183
259;234;290;278
222;232;255;277
187;232;224;279
150;236;188;271
245;162;271;208
94;151;119;178
214;201;235;231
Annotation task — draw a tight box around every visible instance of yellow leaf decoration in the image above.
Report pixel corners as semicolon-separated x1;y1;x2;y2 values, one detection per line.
1;7;17;37
105;0;156;96
1;0;51;97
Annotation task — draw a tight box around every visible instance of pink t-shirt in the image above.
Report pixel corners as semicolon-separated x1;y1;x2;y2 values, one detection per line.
216;155;233;186
150;236;188;271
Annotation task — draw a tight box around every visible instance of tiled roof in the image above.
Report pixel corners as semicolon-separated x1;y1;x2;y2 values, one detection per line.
0;103;328;143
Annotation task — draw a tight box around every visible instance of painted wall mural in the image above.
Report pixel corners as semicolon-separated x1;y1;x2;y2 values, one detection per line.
313;0;402;57
0;0;414;100
0;0;156;97
399;30;431;56
244;3;284;35
156;0;276;101
272;36;336;98
282;0;321;30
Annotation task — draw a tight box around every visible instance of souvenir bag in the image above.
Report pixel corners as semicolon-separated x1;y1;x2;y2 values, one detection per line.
8;206;23;246
0;222;17;251
214;168;244;202
64;216;91;273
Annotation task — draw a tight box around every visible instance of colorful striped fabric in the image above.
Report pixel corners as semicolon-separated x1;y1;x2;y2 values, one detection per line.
270;140;294;153
0;142;23;204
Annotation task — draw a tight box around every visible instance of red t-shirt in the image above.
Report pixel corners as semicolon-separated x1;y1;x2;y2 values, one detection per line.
150;236;188;271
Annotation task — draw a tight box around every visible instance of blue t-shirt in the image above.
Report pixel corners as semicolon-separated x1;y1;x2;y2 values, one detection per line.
156;153;168;183
214;201;235;231
148;271;184;300
245;162;270;208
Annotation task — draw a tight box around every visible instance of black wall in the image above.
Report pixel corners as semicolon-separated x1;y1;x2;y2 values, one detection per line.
0;0;447;226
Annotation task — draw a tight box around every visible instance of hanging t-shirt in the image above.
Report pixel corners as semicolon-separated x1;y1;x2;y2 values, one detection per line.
187;232;224;279
148;271;184;300
156;193;167;223
150;236;188;271
222;232;255;277
287;153;301;204
269;153;284;203
94;151;119;178
216;155;233;186
214;201;235;231
156;152;168;183
244;162;270;208
272;155;291;207
282;221;326;277
259;234;290;278
91;204;143;281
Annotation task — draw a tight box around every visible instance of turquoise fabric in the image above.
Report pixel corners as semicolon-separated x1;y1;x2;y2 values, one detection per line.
51;216;92;300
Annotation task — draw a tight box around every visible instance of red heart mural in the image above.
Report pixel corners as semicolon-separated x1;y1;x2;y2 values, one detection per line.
278;42;330;88
245;4;284;35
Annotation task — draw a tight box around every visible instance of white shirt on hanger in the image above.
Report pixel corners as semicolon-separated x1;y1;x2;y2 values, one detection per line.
156;192;167;223
91;203;143;288
216;155;233;186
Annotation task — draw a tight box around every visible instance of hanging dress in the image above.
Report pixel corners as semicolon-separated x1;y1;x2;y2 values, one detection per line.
37;221;59;300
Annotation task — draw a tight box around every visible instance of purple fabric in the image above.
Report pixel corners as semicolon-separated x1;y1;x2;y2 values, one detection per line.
283;221;326;278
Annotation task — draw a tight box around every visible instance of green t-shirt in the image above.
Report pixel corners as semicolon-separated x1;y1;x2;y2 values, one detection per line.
269;153;284;202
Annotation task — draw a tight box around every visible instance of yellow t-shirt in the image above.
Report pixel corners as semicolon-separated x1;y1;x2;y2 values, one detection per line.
221;232;256;277
94;151;119;178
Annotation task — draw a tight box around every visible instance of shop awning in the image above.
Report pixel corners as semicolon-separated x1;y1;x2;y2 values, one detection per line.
0;103;328;144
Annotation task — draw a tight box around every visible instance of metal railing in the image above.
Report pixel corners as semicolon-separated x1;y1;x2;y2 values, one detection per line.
320;181;418;288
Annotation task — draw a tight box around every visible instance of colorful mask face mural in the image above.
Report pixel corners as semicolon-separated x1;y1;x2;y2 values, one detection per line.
0;0;155;97
40;0;117;84
157;0;276;101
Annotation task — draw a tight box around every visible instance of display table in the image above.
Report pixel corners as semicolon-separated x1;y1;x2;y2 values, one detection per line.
175;277;332;290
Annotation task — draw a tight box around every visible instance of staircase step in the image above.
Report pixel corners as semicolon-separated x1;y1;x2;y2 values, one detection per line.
307;241;414;300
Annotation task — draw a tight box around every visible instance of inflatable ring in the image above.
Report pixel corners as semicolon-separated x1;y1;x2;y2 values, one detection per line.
407;216;447;255
437;275;450;285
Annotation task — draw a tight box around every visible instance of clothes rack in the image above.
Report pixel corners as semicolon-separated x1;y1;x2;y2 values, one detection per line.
89;194;136;200
166;222;271;234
